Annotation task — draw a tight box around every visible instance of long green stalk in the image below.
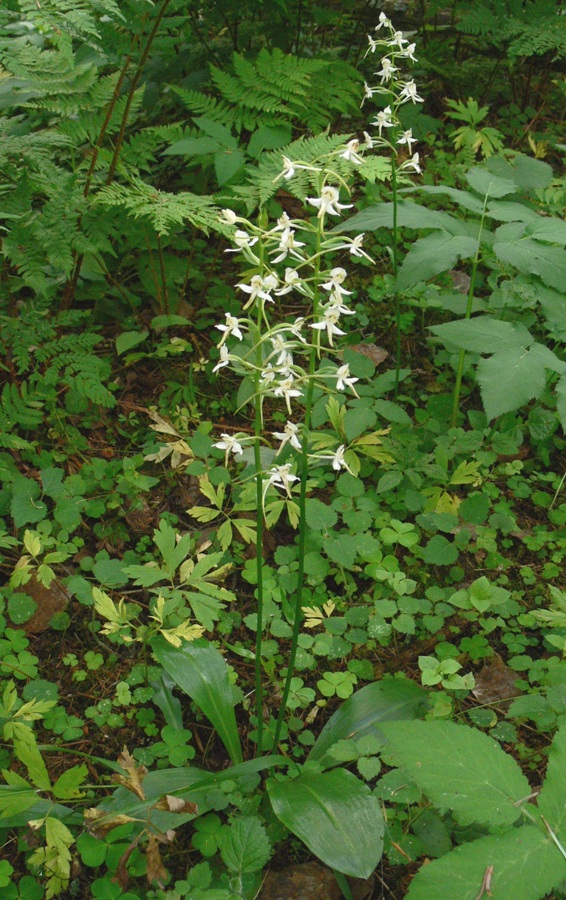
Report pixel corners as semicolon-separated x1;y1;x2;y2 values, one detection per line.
450;196;489;427
391;155;401;397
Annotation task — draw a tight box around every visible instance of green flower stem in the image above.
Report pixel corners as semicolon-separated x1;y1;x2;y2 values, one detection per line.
253;245;267;756
272;208;323;750
391;155;401;397
450;196;489;427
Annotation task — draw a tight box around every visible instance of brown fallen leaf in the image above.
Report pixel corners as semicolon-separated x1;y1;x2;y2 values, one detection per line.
111;747;148;800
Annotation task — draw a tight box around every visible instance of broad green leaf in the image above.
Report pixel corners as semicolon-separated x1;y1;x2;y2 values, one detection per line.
477;346;547;420
429;316;531;354
406;826;566;900
524;218;566;245
396;234;478;290
115;331;148;355
153;520;194;576
308;678;427;764
193;116;237;148
334;201;461;233
494;238;566;292
150;673;184;730
52;765;88;800
12;725;51;791
486;200;540;223
305;498;338;531
220;816;271;874
215;149;245;186
162;136;221;156
267;769;383;879
537;723;566;837
486;154;553;190
99;757;282;833
556;374;566;432
466;167;516;198
416;184;485;214
380;720;530;827
247;124;291;157
152;637;243;764
0;783;39;820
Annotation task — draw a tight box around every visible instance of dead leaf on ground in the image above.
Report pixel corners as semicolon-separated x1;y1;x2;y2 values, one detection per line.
472;657;521;707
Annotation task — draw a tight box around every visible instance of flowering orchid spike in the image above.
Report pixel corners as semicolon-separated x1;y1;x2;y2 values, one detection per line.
401;153;422;174
264;464;299;500
397;129;417;151
225;230;259;253
237;273;278;309
321;267;352;298
376;11;391;29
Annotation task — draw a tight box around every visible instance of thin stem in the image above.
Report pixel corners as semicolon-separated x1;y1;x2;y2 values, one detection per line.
391;154;401;396
450;196;488;427
253;232;267;756
272;211;323;750
107;0;173;185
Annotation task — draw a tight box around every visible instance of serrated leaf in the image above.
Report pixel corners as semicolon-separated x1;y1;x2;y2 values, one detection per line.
267;769;383;879
537;724;566;837
429;316;531;353
220;816;271;874
477;346;547;420
380;720;530;827
397;234;478;290
494;239;566;292
466;167;516;198
334;201;461;234
406;826;565;900
52;765;88;800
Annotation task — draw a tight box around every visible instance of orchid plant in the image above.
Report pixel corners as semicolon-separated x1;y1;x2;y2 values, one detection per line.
210;13;424;751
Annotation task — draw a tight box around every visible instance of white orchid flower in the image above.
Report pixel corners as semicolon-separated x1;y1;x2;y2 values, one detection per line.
335;364;359;396
213;433;244;465
399;80;424;104
316;444;354;474
373;106;395;137
340;139;364;165
307;186;353;218
216;313;245;347
401;153;422;174
397;129;417;151
212;345;231;373
272;421;302;454
377;57;397;83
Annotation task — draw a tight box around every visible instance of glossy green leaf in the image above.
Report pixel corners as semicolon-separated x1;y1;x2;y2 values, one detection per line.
308;677;427;764
537;723;566;837
380;720;530;827
268;768;383;878
152;637;243;764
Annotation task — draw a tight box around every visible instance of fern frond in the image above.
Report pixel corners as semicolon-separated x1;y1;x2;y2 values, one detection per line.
0;382;45;431
95;176;227;236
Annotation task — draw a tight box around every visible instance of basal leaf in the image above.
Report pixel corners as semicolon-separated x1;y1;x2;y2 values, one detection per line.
267;769;383;879
396;234;478;290
380;720;530;827
308;677;428;764
477;346;547;420
406;826;565;900
152;637;243;764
